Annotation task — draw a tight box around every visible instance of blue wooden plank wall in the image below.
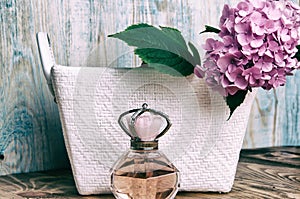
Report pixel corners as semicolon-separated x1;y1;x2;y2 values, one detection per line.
0;0;299;175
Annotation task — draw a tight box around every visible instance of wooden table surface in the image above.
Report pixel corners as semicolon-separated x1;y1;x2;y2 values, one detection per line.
0;146;299;199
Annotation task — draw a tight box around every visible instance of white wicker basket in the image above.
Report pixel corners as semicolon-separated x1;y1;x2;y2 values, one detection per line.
37;32;256;195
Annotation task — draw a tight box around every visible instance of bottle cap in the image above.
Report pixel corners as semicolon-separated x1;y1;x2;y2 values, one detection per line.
118;103;171;150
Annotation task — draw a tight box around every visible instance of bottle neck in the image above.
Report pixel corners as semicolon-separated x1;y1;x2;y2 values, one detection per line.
130;140;158;150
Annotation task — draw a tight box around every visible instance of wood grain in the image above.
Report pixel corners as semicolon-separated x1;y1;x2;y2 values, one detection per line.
0;0;300;177
0;147;298;199
0;0;69;176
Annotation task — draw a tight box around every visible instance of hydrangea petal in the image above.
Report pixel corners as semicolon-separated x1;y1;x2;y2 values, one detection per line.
221;75;230;87
251;0;266;9
237;34;250;46
265;50;273;58
291;29;298;39
267;8;282;21
203;38;217;51
265;20;277;33
237;1;253;17
235;77;248;89
194;64;205;78
226;85;240;95
250;39;264;48
275;52;284;63
250;11;264;26
217;54;234;72
262;62;273;72
258;44;266;56
223;36;234;46
234;23;248;33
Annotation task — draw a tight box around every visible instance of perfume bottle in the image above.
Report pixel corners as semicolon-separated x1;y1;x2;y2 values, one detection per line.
110;103;180;199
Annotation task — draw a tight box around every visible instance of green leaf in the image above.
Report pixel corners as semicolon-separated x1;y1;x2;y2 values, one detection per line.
225;90;248;120
159;26;189;51
188;42;201;66
124;23;152;31
293;45;300;61
134;48;194;76
200;25;221;34
109;23;200;76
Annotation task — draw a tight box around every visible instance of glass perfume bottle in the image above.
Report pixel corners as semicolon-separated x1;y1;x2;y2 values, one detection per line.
110;103;180;199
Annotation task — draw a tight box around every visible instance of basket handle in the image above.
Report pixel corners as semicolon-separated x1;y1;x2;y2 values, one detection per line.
36;32;56;99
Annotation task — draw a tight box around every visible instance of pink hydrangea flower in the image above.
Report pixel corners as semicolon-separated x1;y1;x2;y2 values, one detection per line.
197;0;300;96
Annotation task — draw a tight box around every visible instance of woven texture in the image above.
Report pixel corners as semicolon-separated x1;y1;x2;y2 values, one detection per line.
51;65;256;195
